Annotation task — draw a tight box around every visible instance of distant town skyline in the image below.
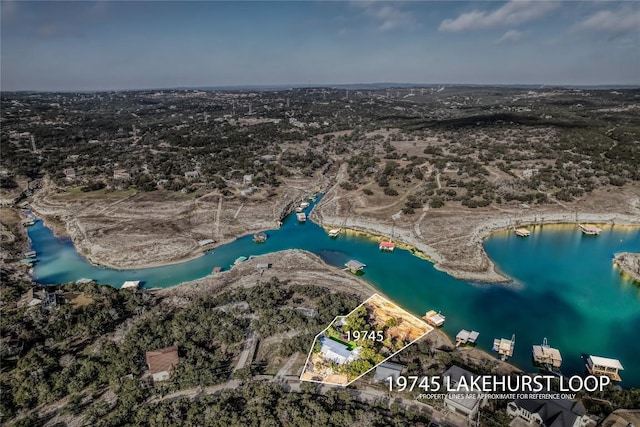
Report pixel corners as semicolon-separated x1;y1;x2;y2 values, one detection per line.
1;1;639;91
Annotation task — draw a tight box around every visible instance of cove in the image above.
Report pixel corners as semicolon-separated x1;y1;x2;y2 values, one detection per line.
26;202;640;387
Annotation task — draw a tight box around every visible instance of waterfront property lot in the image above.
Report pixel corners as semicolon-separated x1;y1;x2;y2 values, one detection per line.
300;293;433;386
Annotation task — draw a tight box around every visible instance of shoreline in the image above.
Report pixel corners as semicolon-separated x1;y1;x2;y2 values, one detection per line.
313;207;640;283
613;252;640;284
27;205;640;282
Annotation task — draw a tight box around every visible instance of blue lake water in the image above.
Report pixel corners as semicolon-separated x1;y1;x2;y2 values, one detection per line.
27;204;640;387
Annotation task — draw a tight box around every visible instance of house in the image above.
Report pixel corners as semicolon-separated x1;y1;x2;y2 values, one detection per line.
113;169;131;180
17;288;57;309
63;168;76;180
522;169;539;178
373;362;405;383
442;365;485;420
319;336;357;365
184;170;199;179
145;345;180;382
507;395;588;427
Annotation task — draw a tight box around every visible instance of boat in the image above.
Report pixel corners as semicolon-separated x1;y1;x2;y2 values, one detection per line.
21;219;35;227
423;310;445;327
296;207;303;213
515;228;530;237
24;250;37;258
253;231;268;243
578;224;602;235
296;212;306;222
20;258;38;265
328;228;341;238
212;266;223;274
379;241;395;252
300;201;310;209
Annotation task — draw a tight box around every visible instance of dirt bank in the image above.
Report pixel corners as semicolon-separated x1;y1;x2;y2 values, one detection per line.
614;252;640;283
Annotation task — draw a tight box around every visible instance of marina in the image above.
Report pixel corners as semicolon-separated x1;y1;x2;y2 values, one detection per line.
24;205;640;387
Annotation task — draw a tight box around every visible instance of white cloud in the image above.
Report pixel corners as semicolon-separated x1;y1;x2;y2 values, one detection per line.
575;8;640;33
439;1;558;32
352;1;416;31
496;29;524;44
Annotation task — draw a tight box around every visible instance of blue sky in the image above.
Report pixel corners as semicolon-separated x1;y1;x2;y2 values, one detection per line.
1;1;638;91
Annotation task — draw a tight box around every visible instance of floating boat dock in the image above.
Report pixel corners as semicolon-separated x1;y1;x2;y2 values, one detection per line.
121;280;140;289
579;224;602;235
423;310;446;327
344;259;366;274
515;228;531;237
328;228;341;238
456;329;479;346
253;231;267;243
493;334;515;361
296;212;306;222
585;355;624;381
379;241;395;252
532;338;562;370
234;256;248;266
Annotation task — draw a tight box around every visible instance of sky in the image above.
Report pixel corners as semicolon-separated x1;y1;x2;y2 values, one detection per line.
1;1;639;91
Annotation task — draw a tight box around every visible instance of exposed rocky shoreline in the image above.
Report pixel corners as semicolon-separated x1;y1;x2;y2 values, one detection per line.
614;252;640;283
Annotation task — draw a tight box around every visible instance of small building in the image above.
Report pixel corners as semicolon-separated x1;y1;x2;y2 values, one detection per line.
253;231;267;243
17;288;57;309
319;336;357;365
522;168;539;178
64;168;76;180
198;239;216;247
256;263;271;270
373;362;405;383
121;280;140;290
532;338;562;370
455;329;479;346
423;310;446;327
243;174;253;185
585;355;624;381
493;334;515;361
379;241;395;252
113;169;131;180
443;365;486;420
344;259;366;274
146;345;180;382
184;170;200;179
507;395;588;427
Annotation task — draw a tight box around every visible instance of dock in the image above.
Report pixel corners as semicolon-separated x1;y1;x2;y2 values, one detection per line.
379;241;395;252
423;310;446;327
585;355;624;381
344;259;366;274
20;258;38;265
253;231;268;243
492;334;515;361
296;212;306;222
24;250;37;258
578;224;602;235
328;228;341;238
456;329;479;346
233;256;248;266
532;338;562;370
121;280;140;289
515;228;531;237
